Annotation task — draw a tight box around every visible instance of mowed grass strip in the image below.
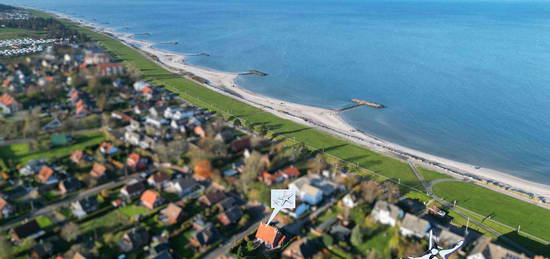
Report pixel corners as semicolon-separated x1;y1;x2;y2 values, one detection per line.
418;166;452;182
433;181;550;241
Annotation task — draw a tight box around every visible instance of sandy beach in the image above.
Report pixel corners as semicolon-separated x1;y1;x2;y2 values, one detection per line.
52;11;550;202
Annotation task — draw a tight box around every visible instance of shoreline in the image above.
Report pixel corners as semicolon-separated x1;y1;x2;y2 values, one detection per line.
48;10;550;202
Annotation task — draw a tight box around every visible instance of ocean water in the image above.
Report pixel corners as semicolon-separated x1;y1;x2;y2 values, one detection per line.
8;0;550;184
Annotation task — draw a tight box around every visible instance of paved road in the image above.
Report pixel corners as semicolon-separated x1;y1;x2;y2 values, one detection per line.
408;160;431;194
0;172;141;231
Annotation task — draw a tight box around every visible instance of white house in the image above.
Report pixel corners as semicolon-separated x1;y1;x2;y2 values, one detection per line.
370;200;404;226
133;80;150;91
289;176;323;205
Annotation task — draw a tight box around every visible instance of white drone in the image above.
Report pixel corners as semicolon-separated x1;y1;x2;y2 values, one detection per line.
408;230;464;259
267;189;296;225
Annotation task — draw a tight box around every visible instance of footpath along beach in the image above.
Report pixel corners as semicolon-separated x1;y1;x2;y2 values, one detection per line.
52;11;550;203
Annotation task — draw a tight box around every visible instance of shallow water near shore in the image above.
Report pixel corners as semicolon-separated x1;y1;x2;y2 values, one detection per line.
10;0;550;184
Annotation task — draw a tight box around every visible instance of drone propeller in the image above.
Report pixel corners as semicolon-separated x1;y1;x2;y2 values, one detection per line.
428;230;433;250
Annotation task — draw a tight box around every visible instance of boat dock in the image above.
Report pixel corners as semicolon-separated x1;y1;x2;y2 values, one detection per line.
239;70;268;76
334;98;385;112
159;41;178;45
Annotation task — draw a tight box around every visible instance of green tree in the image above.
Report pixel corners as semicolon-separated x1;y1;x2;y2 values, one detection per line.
322;234;334;248
233;118;242;128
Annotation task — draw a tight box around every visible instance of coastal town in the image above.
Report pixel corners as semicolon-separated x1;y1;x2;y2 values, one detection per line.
0;4;548;259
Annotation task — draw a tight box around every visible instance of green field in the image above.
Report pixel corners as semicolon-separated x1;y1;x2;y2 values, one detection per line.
0;131;104;165
0;27;47;40
418;166;452;182
433;181;550;241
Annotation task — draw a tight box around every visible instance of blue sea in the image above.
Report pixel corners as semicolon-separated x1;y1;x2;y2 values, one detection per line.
8;0;550;184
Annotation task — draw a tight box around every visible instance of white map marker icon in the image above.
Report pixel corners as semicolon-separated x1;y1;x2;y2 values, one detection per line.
267;189;296;225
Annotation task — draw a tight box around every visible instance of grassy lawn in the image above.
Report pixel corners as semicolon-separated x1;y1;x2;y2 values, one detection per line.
35;215;53;228
0;131;104;165
0;27;47;40
417;166;452;182
433;181;550;241
78;209;130;235
118;204;150;218
360;227;399;258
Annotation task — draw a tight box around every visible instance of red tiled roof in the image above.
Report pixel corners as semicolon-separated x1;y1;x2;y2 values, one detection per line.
194;126;206;138
141;190;160;209
127;153;140;167
161;203;182;224
71;150;83;163
256;223;279;245
283;167;300;177
0;93;17;106
90;163;106;178
37;166;54;183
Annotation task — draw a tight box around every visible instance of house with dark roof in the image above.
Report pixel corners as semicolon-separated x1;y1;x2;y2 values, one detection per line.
217;206;243;226
189;223;219;248
71;196;99;218
147;171;171;189
166;176;200;197
216;197;236;212
0;196;13;218
10;220;45;242
58;177;81;194
119;226;150;252
199;191;225;206
398;198;426;215
282;238;320;259
230;136;251;153
121;181;146;200
160;203;184;225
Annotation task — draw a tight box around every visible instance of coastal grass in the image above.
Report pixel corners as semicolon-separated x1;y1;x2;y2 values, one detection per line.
0;27;46;40
31;8;550;244
0;131;104;165
71;21;422;189
433;181;550;241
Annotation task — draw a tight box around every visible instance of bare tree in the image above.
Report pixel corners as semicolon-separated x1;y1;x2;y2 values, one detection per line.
61;222;80;242
240;151;264;193
307;153;328;175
